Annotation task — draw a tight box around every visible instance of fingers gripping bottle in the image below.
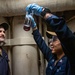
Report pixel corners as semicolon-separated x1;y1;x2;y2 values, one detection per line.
23;11;33;31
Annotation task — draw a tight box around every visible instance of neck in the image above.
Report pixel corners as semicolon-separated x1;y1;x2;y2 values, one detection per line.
56;52;65;60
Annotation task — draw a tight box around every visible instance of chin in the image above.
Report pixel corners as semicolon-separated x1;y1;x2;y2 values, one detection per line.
0;39;5;41
52;51;55;54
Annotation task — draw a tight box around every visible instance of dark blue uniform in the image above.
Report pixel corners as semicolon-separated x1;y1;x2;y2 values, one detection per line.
0;48;9;75
32;30;70;75
45;15;75;74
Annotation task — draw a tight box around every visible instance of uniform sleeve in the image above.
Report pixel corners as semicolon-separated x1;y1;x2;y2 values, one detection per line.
32;29;53;61
45;15;75;63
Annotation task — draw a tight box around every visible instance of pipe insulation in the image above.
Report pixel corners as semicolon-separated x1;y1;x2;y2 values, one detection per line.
0;0;75;16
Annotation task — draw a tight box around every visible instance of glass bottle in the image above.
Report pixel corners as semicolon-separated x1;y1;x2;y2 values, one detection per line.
23;11;31;31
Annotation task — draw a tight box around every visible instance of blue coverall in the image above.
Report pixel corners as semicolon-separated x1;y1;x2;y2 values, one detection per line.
45;15;75;74
0;47;9;75
32;29;70;75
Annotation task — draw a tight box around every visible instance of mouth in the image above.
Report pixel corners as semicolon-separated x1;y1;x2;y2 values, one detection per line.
0;36;5;38
0;36;5;41
50;46;54;50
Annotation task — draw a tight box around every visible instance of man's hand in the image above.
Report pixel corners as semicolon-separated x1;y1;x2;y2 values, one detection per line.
26;3;43;16
26;14;36;28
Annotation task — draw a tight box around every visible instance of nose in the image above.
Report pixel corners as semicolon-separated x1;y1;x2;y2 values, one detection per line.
2;31;5;34
1;31;5;37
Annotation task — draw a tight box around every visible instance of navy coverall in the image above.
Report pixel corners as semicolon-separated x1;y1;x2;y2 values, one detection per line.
0;48;9;75
45;15;75;74
32;30;70;75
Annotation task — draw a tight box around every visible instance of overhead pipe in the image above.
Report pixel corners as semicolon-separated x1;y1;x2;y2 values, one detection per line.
0;0;75;16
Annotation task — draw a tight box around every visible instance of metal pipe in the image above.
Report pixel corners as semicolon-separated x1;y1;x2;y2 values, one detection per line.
0;0;75;16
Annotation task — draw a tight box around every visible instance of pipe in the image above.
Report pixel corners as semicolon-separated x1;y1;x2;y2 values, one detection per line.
0;0;75;16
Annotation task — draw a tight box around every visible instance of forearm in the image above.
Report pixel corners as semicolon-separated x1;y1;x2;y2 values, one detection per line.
32;29;52;61
44;14;73;39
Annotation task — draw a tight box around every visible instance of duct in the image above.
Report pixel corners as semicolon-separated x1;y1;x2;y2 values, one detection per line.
0;17;8;24
0;0;75;16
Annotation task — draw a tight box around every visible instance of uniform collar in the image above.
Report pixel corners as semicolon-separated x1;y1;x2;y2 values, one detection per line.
0;47;2;56
0;49;2;56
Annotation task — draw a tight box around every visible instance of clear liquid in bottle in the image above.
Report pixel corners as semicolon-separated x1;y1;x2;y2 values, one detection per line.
23;12;31;31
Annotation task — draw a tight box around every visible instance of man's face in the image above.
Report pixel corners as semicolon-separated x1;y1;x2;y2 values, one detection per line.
48;36;63;55
0;28;6;42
